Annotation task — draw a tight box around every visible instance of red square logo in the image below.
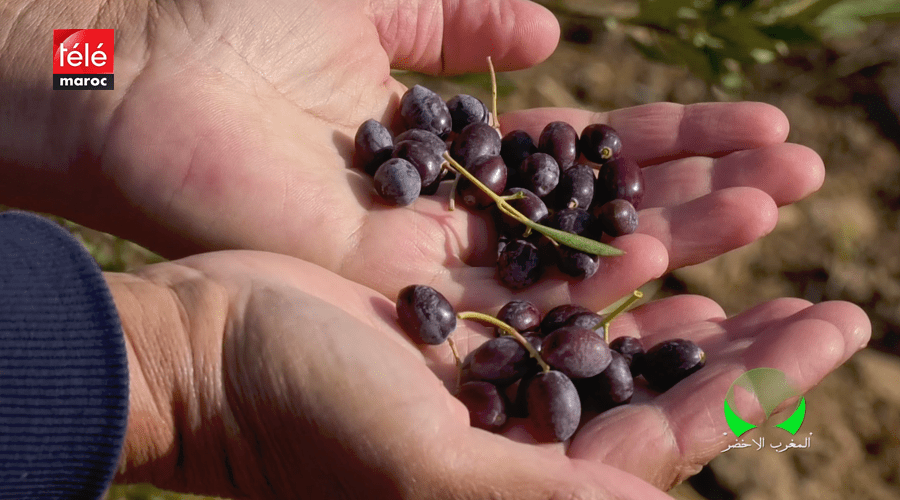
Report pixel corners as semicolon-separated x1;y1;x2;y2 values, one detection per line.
53;29;114;89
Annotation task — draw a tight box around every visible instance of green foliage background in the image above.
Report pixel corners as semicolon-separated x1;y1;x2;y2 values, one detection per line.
540;0;900;91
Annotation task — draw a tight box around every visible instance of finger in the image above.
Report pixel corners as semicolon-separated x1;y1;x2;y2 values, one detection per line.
641;143;826;209
714;298;815;339
719;300;871;365
568;313;850;490
500;102;790;165
370;0;560;74
435;427;677;500
637;187;779;271
606;294;727;345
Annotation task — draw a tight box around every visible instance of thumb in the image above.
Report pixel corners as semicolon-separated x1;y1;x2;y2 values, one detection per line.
426;428;676;500
368;0;559;75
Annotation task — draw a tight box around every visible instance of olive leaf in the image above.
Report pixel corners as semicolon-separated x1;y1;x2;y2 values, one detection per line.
521;219;625;257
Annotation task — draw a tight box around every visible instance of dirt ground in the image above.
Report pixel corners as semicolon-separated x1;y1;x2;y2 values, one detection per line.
476;10;900;500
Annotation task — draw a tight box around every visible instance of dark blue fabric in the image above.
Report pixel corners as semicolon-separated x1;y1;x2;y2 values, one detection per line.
0;211;128;499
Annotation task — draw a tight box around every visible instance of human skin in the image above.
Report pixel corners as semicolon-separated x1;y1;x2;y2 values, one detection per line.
108;250;870;499
1;0;823;314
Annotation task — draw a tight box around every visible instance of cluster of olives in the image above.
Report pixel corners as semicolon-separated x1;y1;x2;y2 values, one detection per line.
354;83;643;289
396;284;707;442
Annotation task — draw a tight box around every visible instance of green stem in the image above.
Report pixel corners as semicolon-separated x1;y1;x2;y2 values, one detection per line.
447;336;462;391
458;311;550;373
487;56;500;131
597;290;644;343
448;174;460;211
499;191;527;202
443;152;624;257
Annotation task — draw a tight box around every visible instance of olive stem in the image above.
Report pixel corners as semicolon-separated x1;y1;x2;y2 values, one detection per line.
443;152;624;257
499;191;527;202
447;336;462;391
448;336;462;367
448;174;460;211
596;290;644;343
487;56;500;131
457;311;550;373
444;152;527;223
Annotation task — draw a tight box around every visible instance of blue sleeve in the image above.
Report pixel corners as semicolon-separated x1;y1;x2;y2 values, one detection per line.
0;211;129;500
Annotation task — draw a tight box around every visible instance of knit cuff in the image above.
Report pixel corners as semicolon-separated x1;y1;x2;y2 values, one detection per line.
0;211;128;500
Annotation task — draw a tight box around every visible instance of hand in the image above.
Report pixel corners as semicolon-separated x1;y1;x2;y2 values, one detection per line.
7;0;823;312
110;251;869;499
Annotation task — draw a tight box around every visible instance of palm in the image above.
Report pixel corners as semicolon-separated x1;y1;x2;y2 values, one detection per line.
87;0;824;312
164;251;868;499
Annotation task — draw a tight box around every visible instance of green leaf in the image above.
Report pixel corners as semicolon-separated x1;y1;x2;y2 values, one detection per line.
757;23;820;43
814;0;900;38
629;0;695;29
777;0;847;25
445;72;517;97
708;17;779;52
658;36;717;81
522;219;625;257
627;36;671;64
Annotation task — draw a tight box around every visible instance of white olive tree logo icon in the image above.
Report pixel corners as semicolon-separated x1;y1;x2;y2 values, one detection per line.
724;368;806;437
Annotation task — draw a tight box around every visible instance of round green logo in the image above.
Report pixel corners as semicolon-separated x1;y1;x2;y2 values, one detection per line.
724;368;805;437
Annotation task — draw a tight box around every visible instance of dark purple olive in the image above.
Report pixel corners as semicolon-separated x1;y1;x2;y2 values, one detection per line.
576;351;634;413
392;140;443;189
525;370;581;442
466;336;536;386
419;168;450;195
593;155;644;209
563;311;604;330
497;239;543;289
642;339;706;392
547;208;601;277
556;247;600;279
395;128;448;154
395;284;456;344
399;85;452;138
593;198;639;237
553;164;595;210
354;119;394;175
580;124;622;164
540;304;593;336
458;155;507;209
495;187;548;238
501;130;537;174
547;207;596;237
538;121;579;171
609;336;645;377
541;326;612;379
456;381;508;431
496;300;542;335
518;153;559;198
374;158;421;206
447;94;490;133
450;122;502;167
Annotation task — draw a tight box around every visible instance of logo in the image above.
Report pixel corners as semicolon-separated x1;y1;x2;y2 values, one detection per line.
53;29;114;90
723;367;806;437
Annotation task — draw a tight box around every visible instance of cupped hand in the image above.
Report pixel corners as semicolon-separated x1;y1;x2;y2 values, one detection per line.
113;250;869;499
74;0;820;312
